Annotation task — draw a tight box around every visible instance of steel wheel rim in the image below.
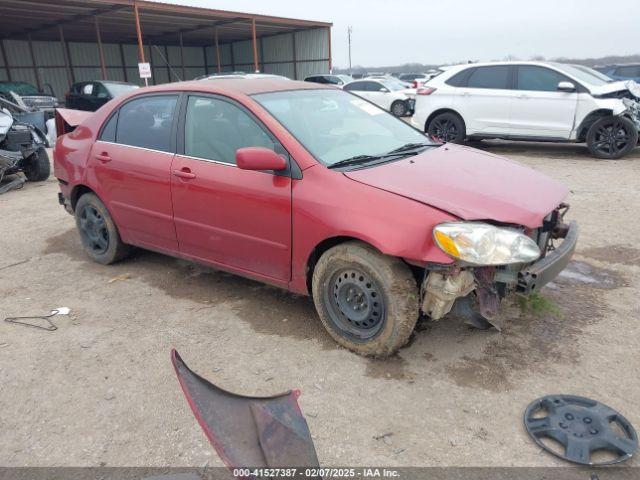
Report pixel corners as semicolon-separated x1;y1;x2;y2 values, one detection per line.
324;268;385;340
431;118;458;142
78;205;109;255
592;120;632;157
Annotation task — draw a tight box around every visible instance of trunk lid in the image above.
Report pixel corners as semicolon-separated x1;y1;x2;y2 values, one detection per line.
343;144;568;229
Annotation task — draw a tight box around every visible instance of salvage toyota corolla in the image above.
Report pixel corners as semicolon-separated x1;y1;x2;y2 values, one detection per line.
54;79;578;357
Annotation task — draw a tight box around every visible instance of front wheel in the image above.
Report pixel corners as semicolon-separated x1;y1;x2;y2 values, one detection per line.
390;100;408;117
586;116;638;159
311;241;419;357
427;112;465;143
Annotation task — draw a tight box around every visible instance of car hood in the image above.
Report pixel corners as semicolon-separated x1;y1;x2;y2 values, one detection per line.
590;80;640;99
343;144;568;229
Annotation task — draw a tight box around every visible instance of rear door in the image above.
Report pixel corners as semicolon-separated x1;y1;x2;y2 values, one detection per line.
91;94;180;252
170;94;292;283
453;65;515;135
510;65;578;139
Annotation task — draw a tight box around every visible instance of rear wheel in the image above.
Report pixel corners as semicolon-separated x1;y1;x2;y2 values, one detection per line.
311;241;419;357
22;146;50;182
586;116;638;159
390;100;408;117
75;193;131;264
427;112;465;143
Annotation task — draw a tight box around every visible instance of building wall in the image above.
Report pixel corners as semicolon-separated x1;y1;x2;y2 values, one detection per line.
0;28;330;100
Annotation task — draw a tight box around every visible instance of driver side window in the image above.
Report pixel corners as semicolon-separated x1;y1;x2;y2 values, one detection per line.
184;96;275;165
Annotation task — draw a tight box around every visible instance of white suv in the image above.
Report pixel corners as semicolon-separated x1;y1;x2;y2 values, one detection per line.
411;61;640;159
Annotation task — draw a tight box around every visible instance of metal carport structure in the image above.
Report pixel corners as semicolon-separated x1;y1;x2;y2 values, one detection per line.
0;0;332;98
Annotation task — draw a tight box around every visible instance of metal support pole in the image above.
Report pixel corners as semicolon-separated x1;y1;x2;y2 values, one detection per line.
214;27;221;73
118;43;127;82
251;18;259;73
94;17;107;80
27;34;42;91
179;32;186;80
133;1;148;86
291;32;297;79
59;26;74;85
327;26;332;73
202;46;208;75
0;40;12;81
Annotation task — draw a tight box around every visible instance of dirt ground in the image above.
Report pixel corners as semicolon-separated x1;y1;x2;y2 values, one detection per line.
1;141;639;468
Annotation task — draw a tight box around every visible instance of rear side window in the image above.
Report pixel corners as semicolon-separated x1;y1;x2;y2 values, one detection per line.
82;83;94;95
99;112;118;142
115;95;178;152
516;66;567;92
184;96;274;165
445;69;471;87
344;81;366;91
467;66;510;89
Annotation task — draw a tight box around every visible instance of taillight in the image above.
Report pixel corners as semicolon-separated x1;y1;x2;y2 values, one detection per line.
417;87;437;95
412;80;418;88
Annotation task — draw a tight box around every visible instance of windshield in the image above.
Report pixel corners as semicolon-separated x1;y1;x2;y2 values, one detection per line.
570;64;613;83
104;82;139;97
380;79;407;91
553;63;609;86
0;82;39;96
253;89;432;167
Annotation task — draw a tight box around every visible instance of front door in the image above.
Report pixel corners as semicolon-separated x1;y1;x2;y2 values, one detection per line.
170;94;292;283
509;65;578;139
91;94;179;252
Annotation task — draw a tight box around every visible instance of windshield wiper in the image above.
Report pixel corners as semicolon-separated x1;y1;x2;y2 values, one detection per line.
327;149;425;170
327;155;382;169
386;142;432;154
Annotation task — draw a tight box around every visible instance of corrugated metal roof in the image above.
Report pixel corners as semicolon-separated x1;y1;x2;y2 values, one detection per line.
0;0;331;46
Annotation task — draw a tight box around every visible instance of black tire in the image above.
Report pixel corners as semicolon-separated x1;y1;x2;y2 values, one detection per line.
74;193;131;265
427;112;465;143
311;241;419;357
390;100;408;117
22;146;50;182
586;116;638;159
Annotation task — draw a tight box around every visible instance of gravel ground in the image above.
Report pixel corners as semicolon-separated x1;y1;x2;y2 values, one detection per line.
0;142;639;468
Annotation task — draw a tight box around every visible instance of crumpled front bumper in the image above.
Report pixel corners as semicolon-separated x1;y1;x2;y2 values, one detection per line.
517;220;579;295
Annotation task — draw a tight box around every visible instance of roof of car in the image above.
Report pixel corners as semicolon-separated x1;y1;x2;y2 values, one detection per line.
131;78;325;96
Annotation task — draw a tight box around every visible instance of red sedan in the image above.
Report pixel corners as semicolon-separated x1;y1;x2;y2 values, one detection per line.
54;79;577;356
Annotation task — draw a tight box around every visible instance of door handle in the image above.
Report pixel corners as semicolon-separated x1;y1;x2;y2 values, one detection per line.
95;152;112;163
519;94;530;100
172;168;196;179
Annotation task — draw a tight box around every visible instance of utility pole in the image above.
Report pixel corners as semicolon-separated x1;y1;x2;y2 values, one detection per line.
347;26;352;72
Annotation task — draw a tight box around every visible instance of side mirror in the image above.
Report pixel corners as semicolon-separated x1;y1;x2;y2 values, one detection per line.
236;147;287;171
380;87;390;93
557;81;576;92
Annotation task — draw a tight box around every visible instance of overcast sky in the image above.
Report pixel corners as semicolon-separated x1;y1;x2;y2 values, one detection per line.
158;0;640;67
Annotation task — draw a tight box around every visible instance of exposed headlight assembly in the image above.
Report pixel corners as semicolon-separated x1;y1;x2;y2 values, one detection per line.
433;222;541;266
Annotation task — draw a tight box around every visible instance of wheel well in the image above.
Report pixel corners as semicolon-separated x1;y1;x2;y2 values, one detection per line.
306;236;373;293
424;108;465;133
70;184;95;211
577;109;614;142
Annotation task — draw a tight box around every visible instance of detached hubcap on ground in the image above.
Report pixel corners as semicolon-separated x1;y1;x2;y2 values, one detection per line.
327;268;385;340
78;205;109;254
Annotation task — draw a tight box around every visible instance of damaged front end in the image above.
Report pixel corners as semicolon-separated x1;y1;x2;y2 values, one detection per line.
593;80;640;129
421;205;577;326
